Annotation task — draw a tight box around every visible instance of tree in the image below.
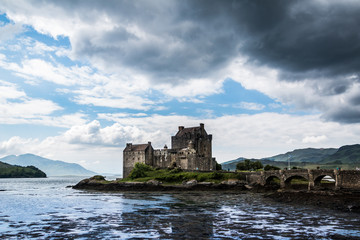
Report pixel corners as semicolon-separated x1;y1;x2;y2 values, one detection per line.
236;159;263;171
252;160;263;170
128;163;153;179
215;162;222;170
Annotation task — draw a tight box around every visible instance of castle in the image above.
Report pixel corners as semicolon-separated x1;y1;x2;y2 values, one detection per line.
123;123;216;177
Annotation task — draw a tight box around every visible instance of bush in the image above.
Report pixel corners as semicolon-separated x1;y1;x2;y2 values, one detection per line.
90;175;106;181
236;159;263;171
170;167;182;174
210;171;224;180
128;163;153;179
216;162;222;170
264;165;280;171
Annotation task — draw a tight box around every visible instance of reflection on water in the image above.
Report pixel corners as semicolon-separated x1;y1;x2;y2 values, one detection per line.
0;177;360;239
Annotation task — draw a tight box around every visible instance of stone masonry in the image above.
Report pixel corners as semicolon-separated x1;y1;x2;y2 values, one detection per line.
123;123;216;177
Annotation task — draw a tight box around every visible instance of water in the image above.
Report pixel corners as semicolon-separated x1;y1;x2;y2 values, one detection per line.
0;177;360;239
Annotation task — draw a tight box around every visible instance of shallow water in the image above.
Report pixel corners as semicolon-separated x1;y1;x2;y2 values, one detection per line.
0;177;360;239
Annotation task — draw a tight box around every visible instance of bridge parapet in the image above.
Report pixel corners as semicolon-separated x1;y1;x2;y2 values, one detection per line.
256;169;360;190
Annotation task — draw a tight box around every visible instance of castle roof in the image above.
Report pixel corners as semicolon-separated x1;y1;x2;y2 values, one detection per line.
124;143;150;151
175;127;200;137
175;125;209;137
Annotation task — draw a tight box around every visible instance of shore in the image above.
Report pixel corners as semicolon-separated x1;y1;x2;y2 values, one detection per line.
73;176;360;214
72;177;248;191
264;189;360;213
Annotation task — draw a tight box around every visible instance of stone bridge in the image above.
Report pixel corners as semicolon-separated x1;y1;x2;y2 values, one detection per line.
245;169;360;190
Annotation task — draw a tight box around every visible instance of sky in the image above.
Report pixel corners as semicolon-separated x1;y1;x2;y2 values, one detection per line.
0;0;360;174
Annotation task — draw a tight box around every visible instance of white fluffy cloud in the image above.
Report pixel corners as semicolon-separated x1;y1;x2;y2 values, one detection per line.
234;102;266;111
0;80;87;127
0;20;23;42
2;113;360;173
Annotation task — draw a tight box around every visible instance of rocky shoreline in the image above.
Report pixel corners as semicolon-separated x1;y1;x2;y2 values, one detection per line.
264;190;360;213
72;177;249;191
73;176;360;214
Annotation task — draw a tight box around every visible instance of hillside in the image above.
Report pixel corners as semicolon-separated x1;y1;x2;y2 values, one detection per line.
221;145;360;170
221;157;245;171
320;144;360;165
266;148;338;163
0;161;46;178
0;154;96;176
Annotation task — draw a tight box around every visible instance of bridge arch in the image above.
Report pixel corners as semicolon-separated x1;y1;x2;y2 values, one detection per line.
314;175;336;190
265;176;281;189
284;175;309;189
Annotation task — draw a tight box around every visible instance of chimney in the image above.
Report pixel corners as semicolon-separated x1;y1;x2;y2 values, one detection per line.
126;143;132;149
200;123;204;129
148;141;151;146
178;126;184;131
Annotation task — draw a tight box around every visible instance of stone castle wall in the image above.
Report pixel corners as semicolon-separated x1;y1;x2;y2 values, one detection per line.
123;124;215;177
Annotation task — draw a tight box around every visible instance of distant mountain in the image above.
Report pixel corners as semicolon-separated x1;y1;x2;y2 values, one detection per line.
0;161;46;178
220;145;360;170
221;157;304;171
320;144;360;165
266;148;338;163
0;154;96;176
221;157;245;171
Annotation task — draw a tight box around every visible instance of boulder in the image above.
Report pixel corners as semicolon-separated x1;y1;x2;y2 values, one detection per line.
146;179;162;186
221;179;240;185
183;179;198;186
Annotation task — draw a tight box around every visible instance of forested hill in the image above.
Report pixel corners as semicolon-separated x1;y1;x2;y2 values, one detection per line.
0;161;47;178
0;154;96;176
320;144;360;164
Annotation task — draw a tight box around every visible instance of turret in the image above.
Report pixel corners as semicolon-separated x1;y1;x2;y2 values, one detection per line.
188;140;195;149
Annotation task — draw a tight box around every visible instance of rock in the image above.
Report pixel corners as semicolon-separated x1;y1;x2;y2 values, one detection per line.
198;182;213;185
183;179;198;186
146;179;162;186
221;179;240;185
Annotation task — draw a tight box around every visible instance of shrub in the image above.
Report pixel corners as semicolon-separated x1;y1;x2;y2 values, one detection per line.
210;171;224;180
236;159;263;171
264;165;280;171
215;162;222;170
128;163;153;179
170;167;182;174
91;175;106;181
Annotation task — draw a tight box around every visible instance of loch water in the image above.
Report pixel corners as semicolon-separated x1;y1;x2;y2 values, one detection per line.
0;177;360;239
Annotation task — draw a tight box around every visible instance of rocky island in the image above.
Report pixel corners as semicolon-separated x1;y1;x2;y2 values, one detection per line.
73;163;360;214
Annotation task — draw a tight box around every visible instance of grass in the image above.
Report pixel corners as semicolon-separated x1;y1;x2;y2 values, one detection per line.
117;164;246;184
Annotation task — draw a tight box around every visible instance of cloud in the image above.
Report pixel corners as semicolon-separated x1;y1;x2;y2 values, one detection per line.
0;20;23;42
234;102;265;111
2;112;360;173
1;0;360;122
302;135;328;144
0;80;87;127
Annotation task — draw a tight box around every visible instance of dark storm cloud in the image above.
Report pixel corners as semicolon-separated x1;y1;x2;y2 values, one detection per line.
236;1;360;80
56;0;360;81
24;0;360;123
325;108;360;124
